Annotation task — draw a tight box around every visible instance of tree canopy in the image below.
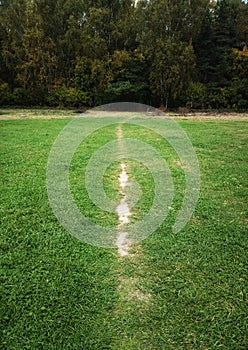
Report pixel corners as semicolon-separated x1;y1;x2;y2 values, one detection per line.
0;0;247;109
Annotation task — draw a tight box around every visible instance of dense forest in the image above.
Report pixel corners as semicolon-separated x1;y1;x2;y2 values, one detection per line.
0;0;247;109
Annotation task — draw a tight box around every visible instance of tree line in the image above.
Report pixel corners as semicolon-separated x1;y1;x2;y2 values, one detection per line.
0;0;247;109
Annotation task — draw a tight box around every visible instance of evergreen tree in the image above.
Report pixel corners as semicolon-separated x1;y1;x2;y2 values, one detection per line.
137;0;207;106
195;0;243;86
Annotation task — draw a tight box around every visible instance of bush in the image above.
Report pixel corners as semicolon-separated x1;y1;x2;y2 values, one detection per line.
103;81;134;103
185;82;207;109
12;88;31;106
11;87;46;106
0;83;12;105
46;87;93;107
228;80;248;110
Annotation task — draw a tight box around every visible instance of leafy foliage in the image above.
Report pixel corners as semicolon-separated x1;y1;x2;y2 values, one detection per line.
0;0;247;108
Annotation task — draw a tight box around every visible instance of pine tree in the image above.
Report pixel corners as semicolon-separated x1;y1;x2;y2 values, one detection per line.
195;0;243;87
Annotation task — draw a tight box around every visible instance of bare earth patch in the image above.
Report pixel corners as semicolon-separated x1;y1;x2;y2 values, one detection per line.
116;126;132;257
84;109;248;121
0;109;76;120
1;108;247;121
171;111;248;121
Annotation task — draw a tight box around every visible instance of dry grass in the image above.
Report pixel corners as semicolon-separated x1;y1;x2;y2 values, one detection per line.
1;108;248;121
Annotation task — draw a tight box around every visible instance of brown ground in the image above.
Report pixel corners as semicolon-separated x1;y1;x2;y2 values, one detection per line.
0;108;247;121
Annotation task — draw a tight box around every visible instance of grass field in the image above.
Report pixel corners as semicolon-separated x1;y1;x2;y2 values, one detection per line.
0;109;247;349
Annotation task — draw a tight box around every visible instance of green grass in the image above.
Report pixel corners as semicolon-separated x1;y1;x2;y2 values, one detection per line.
0;112;247;349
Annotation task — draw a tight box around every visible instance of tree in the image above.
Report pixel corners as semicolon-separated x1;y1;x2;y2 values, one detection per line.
74;0;137;103
137;0;207;107
0;0;26;87
195;0;244;86
236;0;248;46
17;1;57;96
0;0;246;108
229;47;248;109
194;3;216;84
103;49;150;103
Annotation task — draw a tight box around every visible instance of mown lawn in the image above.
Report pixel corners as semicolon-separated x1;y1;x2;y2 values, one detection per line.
0;111;247;349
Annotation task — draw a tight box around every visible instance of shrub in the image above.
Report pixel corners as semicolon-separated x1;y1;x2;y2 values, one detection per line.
46;87;93;107
0;83;12;105
103;81;134;103
12;88;31;106
185;82;207;109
